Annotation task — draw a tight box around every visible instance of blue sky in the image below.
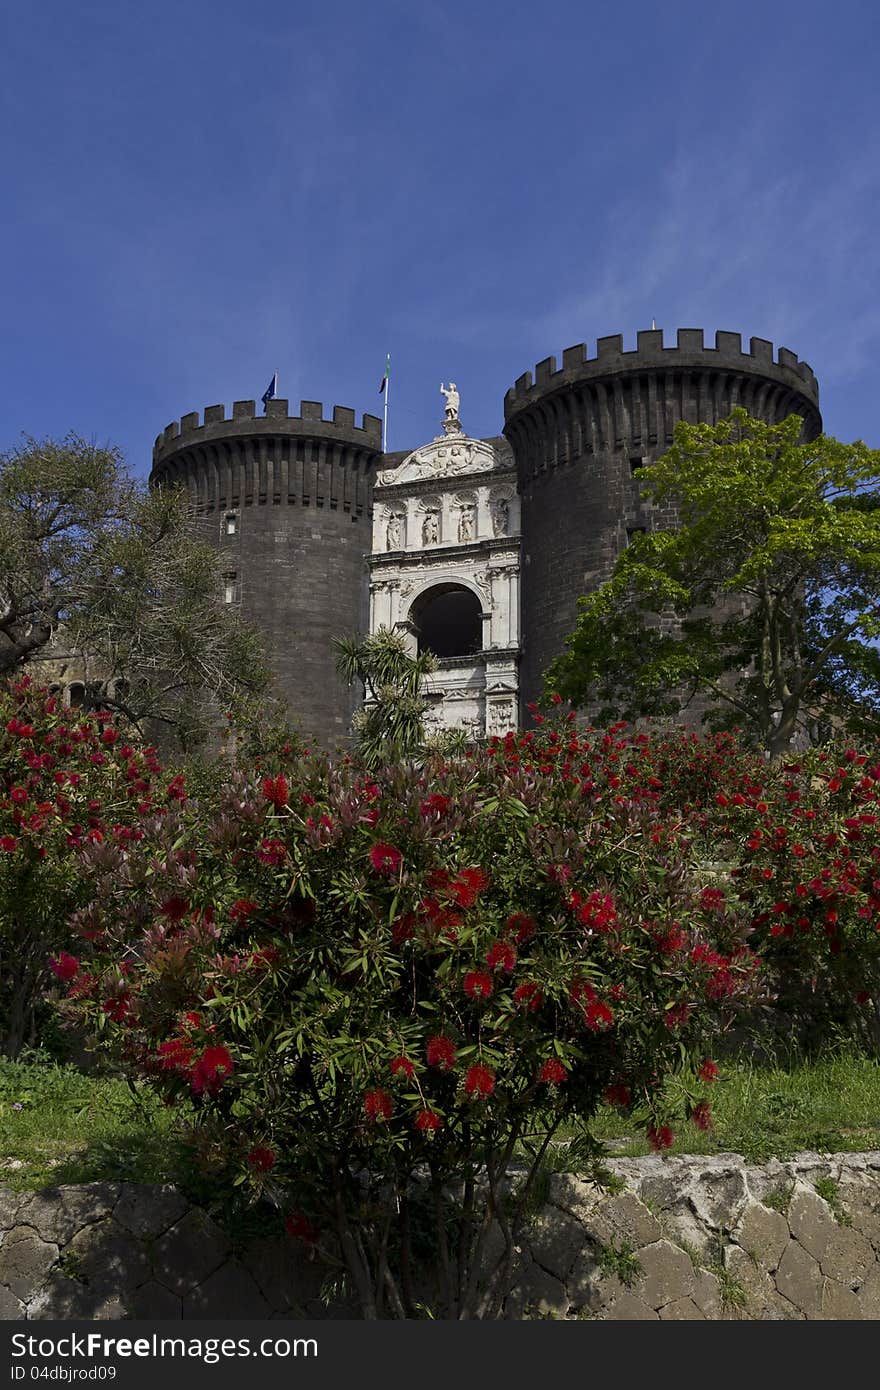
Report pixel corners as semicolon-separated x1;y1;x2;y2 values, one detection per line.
2;1;878;479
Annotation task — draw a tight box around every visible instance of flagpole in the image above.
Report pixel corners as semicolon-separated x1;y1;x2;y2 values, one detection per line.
383;354;390;453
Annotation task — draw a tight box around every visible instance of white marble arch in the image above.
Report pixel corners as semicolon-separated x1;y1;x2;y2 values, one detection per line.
400;573;489;657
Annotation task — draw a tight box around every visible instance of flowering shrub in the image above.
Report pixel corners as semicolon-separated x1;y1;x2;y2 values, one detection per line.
58;711;766;1319
0;678;174;1056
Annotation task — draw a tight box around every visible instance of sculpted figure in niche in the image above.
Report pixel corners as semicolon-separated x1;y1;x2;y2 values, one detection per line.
440;382;460;422
422;509;439;545
490;496;509;537
386;513;403;550
458;503;475;543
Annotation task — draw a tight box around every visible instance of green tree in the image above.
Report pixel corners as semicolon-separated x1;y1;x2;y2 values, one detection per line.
335;627;437;768
548;410;880;755
0;434;271;748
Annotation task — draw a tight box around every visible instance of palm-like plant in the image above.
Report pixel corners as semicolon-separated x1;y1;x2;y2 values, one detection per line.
334;627;437;768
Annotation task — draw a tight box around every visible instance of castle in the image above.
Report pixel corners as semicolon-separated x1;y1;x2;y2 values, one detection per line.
148;329;822;746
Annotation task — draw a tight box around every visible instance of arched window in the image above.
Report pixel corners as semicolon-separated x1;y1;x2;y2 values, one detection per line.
411;583;482;658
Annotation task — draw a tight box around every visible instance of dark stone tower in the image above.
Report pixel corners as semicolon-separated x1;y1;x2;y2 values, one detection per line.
150;398;382;746
503;328;822;716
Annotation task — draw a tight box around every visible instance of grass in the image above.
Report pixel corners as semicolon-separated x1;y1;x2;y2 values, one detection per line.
2;1048;880;1196
585;1051;880;1163
0;1049;187;1193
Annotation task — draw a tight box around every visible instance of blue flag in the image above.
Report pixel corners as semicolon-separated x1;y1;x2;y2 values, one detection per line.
261;372;278;411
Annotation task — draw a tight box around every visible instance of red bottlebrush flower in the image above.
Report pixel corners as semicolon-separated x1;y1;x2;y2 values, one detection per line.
390;1055;415;1080
463;1064;496;1098
571;889;617;933
261;773;290;809
549;691;563;705
486;941;516;972
538;1059;568;1086
463;970;493;1000
191;1045;234;1095
49;953;79;982
706;968;736;1001
569;978;596;1010
646;1124;675;1152
157;1038;195;1072
285;1211;318;1243
369;841;403;875
698;1059;719;1083
363;1088;393;1122
449;866;489;907
0;836;17;853
420;794;451;818
506;912;536;944
604;1084;631;1108
230;899;259;923
699;887;726;912
664;1002;692;1030
513;982;543;1012
248;1146;276;1172
159;896;190;922
426;1035;457;1071
584;1000;614;1032
415;1109;443;1132
10;787;27;806
391;913;416;945
256;838;287;866
102;992;132;1023
691;1101;713;1132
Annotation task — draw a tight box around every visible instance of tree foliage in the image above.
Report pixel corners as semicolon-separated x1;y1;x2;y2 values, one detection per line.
548;410;880;755
0;435;271;747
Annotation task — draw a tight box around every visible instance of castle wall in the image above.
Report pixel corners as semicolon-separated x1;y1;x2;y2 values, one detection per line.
151;400;382;747
503;329;822;717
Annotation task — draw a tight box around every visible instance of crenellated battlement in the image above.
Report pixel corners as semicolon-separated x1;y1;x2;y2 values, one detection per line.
152;399;383;467
504;328;819;416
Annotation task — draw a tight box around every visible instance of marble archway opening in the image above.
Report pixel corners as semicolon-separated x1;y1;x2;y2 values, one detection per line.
411;584;482;659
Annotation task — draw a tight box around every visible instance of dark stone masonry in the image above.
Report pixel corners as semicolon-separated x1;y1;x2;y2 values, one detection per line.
151;330;822;742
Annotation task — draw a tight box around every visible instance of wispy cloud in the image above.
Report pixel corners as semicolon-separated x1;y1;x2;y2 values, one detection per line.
532;126;880;387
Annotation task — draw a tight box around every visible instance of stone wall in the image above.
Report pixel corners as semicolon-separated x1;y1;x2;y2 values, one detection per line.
2;1153;879;1320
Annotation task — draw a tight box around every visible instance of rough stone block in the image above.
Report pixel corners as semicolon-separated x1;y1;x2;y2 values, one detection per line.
820;1225;876;1288
629;1239;694;1309
725;1244;802;1320
734;1200;790;1272
775;1237;824;1318
0;1283;25;1318
61;1216;150;1297
128;1279;183;1319
114;1184;189;1239
17;1184;121;1245
0;1228;59;1300
504;1262;569;1319
788;1185;838;1263
28;1276;128;1321
527;1208;589;1282
240;1236;325;1313
603;1290;659;1319
0;1190;24;1230
151;1209;231;1296
183;1259;273;1319
857;1264;880;1318
587;1192;663;1250
659;1296;705;1319
688;1166;747;1229
820;1278;862;1319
